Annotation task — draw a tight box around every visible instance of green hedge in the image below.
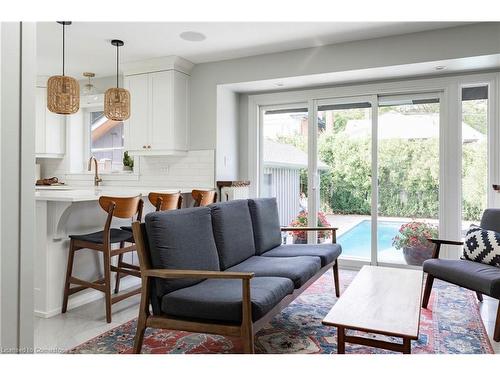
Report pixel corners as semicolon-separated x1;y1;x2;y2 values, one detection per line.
316;133;486;220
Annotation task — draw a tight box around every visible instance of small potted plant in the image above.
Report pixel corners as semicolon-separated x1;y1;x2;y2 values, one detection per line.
392;222;438;266
123;151;134;171
289;211;332;244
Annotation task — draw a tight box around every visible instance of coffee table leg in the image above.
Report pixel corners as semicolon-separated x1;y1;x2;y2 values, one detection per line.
337;327;345;354
403;338;411;354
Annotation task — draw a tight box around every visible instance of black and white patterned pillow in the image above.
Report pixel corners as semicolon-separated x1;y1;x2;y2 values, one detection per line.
463;225;500;267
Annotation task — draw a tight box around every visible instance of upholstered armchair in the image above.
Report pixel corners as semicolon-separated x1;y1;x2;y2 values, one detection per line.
422;209;500;341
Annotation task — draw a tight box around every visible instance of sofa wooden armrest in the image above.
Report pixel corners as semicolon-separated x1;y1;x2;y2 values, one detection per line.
281;226;338;243
143;269;254;280
281;226;338;232
428;238;463;259
429;238;464;246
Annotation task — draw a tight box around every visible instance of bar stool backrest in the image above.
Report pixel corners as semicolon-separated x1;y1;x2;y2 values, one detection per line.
192;189;217;207
148;191;183;211
98;196;144;238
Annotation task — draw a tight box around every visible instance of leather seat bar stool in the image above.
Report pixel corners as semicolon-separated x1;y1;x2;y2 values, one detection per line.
192;189;217;207
62;195;144;323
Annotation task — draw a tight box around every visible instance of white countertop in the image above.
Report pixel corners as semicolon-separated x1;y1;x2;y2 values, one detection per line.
35;186;199;202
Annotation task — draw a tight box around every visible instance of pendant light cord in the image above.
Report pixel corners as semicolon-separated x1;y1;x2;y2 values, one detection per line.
116;44;119;88
62;23;65;76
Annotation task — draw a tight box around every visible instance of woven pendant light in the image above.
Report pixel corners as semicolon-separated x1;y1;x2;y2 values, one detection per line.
104;40;130;121
47;21;80;115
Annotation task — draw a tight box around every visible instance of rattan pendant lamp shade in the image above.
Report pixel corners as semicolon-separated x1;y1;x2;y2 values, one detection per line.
47;21;80;115
104;39;130;121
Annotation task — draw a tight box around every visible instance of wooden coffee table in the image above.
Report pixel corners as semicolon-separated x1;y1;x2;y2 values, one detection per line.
322;265;423;354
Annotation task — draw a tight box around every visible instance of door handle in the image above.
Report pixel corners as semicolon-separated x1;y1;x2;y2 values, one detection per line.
311;173;320;190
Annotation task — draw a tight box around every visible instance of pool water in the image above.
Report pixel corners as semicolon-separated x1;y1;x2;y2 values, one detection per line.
338;220;407;261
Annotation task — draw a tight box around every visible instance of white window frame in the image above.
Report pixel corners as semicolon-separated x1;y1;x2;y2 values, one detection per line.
81;100;137;176
248;72;499;268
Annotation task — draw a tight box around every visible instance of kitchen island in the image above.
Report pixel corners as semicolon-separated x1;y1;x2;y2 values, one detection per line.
35;186;197;318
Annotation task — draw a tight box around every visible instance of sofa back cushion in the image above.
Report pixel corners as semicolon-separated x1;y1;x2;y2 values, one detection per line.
145;207;220;295
210;200;256;269
248;198;282;254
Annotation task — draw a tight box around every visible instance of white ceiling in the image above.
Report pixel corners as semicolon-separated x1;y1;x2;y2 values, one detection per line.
37;22;468;77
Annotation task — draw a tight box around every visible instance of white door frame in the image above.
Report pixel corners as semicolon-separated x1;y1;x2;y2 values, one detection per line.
0;22;36;352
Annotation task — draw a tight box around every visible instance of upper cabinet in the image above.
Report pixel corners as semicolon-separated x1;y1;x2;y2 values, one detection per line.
35;86;66;158
123;56;192;156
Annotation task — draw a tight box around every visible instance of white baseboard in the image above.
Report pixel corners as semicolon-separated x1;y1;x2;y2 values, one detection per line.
34;277;142;319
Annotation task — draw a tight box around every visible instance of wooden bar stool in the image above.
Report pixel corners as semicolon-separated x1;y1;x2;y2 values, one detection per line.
120;191;182;232
192;189;217;207
148;191;183;211
62;195;144;323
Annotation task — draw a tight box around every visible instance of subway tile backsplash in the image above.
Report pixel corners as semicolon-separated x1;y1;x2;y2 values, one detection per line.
39;149;215;189
137;150;215;188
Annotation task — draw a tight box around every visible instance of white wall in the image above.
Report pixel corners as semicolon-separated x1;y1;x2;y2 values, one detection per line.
190;23;500;179
216;86;239;180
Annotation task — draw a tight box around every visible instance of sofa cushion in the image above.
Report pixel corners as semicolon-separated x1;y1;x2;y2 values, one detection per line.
161;277;294;324
248;198;282;254
145;207;220;295
423;258;500;298
226;256;321;288
210;200;256;269
262;243;342;267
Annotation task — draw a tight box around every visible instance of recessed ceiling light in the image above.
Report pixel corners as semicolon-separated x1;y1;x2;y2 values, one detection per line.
180;31;206;42
435;66;447;71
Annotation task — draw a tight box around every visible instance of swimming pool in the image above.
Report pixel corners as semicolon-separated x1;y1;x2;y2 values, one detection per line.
338;220;407;261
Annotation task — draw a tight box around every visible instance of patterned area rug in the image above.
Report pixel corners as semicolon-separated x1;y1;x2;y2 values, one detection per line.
68;269;493;354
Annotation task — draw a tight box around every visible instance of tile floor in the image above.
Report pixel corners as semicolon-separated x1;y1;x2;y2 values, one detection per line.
34;278;500;354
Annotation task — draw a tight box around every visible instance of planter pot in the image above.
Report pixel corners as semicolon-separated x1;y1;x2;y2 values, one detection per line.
123;166;133;172
293;237;326;245
402;246;433;266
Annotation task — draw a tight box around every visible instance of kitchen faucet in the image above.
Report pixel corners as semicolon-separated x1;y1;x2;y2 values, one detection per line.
88;156;103;186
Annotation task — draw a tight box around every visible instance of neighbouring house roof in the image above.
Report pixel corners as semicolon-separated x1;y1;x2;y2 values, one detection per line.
263;139;328;170
91;114;122;142
344;112;485;142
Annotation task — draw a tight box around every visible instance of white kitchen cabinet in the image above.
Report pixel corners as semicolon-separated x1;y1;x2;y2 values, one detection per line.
35;86;66;158
124;74;150;152
124;70;189;155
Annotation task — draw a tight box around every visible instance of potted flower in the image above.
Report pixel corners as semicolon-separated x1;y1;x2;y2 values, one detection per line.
392;222;438;266
289;211;332;244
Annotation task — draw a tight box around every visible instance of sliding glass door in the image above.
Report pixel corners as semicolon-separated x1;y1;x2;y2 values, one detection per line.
260;104;309;234
461;85;488;231
377;94;441;265
315;99;374;262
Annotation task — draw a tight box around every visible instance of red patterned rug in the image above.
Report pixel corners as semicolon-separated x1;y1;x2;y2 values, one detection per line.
68;269;494;354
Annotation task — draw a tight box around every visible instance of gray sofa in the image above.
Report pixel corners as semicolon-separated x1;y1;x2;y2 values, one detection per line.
131;197;342;353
